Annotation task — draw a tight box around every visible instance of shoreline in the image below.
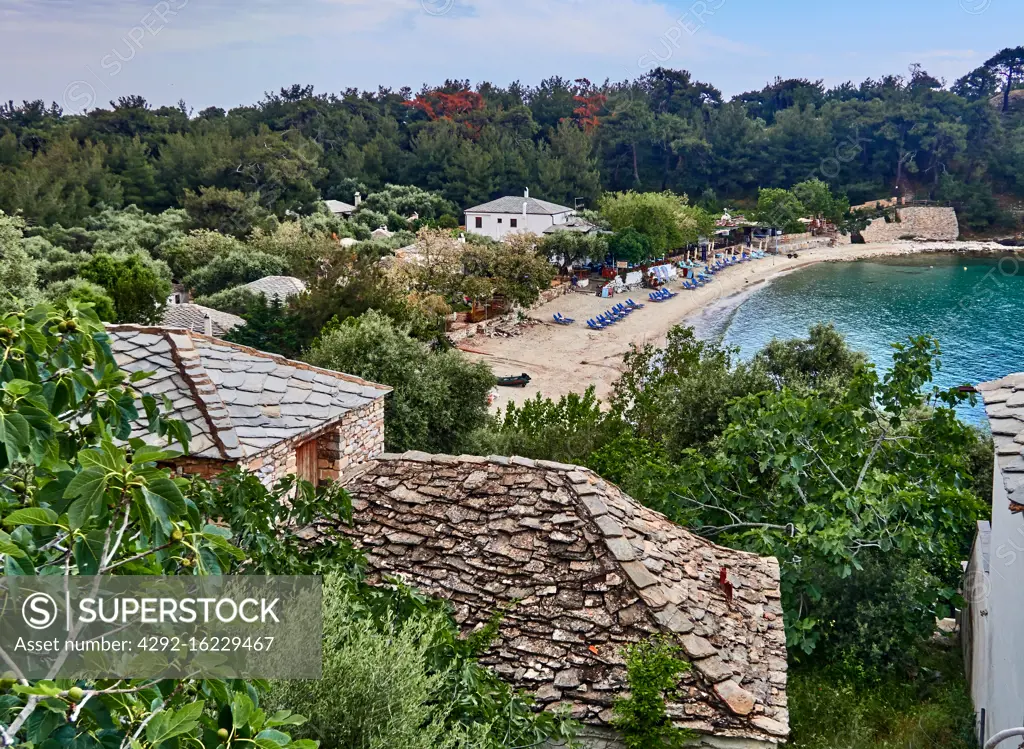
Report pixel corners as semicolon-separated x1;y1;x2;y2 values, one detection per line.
465;240;1016;408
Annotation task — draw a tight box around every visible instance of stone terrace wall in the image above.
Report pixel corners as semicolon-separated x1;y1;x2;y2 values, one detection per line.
333;454;789;746
861;207;959;242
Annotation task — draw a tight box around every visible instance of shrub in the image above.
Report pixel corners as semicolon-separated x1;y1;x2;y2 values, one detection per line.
788;646;977;749
306;310;495;453
79;251;171;323
43;279;117;321
0;211;38;301
270;575;465;749
194;286;266;315
184;250;290;296
612;637;693;749
154;229;247;279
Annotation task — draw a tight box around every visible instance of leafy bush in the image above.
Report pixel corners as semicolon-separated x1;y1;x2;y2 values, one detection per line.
43;279;117;321
357;183;458;221
195;285;266;315
805;553;951;677
270;572;576;749
306;310;495;453
0;211;38;302
789;646;977;749
473;387;609;464
184;249;291;296
612;637;693;749
79;251;172;323
270;576;466;749
154;228;247;279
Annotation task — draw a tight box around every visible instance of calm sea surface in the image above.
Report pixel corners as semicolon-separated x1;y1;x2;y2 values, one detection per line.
694;252;1024;424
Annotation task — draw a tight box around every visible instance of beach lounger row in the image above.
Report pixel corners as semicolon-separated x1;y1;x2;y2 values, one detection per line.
648;288;678;303
587;300;646;330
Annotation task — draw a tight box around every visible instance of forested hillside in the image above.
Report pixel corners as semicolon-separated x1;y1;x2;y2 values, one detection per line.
2;47;1023;232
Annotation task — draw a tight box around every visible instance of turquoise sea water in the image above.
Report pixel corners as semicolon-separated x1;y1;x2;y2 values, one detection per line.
699;253;1024;425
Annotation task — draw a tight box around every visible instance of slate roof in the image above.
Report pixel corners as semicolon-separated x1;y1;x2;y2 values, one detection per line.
541;217;605;235
324;199;357;215
106;326;391;462
979;374;1024;513
319;453;789;743
465;196;574;215
160;304;245;337
239;276;307;300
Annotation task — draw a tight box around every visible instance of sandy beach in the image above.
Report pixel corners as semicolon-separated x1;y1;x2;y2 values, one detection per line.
464;239;1014;409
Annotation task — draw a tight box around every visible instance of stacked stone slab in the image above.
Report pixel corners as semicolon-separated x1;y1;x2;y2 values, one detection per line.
325;453;789;746
978;374;1024;514
861;207;959;242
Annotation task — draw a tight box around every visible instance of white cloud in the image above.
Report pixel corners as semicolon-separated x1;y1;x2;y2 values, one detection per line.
1;0;760;107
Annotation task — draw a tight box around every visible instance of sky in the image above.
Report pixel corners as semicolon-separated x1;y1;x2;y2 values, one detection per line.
1;0;1020;113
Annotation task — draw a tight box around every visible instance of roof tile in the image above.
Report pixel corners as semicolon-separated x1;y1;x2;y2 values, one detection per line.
106;326;389;461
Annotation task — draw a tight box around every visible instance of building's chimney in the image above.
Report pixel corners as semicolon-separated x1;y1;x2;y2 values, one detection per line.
203;314;213;337
524;187;529;199
354;192;361;207
523;202;528;217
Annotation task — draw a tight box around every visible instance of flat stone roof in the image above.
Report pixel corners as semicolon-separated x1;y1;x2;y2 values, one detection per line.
314;453;789;743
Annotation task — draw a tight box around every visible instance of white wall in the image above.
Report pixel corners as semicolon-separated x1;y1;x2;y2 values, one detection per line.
465;210;572;241
971;458;1024;745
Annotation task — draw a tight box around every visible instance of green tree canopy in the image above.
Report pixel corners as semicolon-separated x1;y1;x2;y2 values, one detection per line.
79;251;172;323
306;310;495;453
598;191;691;255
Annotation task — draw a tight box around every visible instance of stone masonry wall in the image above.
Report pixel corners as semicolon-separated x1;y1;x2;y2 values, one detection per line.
333;454;789;746
166;399;385;487
245;398;385;486
861;207;959;242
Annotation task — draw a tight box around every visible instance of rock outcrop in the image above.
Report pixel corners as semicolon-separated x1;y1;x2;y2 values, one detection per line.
861;207;959;242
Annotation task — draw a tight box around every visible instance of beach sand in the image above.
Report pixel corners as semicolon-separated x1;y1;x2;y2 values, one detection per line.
464;239;1013;409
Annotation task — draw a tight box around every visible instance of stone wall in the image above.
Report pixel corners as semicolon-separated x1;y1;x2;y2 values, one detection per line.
861;207;959;242
331;454;789;746
448;284;571;343
245;398;385;486
166;398;385;487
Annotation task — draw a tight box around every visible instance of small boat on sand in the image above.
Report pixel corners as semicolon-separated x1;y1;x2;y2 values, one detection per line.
497;373;532;388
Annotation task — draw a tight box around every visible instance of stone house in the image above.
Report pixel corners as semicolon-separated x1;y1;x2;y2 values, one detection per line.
239;276;308;302
107;325;390;485
160;303;245;337
962;373;1024;747
314;452;790;748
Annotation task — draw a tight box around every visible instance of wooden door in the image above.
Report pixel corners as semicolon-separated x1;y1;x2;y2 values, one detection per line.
295;439;318;485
